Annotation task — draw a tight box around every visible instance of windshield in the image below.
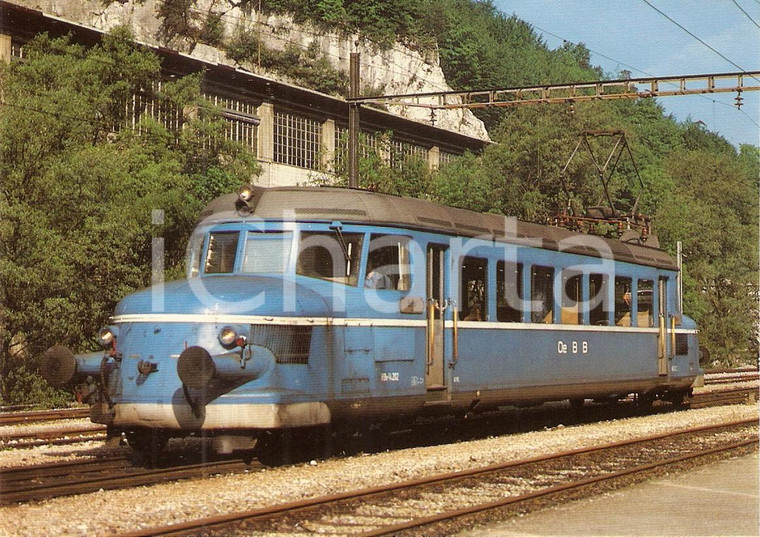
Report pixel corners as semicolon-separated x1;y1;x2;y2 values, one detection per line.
204;231;240;274
201;230;293;275
241;232;292;273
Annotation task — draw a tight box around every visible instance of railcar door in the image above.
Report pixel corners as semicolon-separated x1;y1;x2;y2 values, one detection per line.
426;244;448;390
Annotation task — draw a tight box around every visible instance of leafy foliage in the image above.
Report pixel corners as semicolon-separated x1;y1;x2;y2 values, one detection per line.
226;31;348;95
0;30;259;405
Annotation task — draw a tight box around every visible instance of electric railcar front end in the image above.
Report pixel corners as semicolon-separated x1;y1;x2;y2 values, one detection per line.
40;217;345;444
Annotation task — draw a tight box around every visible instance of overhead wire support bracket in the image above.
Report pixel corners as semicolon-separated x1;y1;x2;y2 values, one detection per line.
348;71;760;110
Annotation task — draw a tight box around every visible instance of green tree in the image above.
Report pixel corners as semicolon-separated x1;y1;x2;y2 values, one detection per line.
656;148;758;365
0;29;259;404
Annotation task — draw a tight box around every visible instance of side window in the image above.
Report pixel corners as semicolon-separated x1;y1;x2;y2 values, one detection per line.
365;234;411;291
531;265;554;324
187;230;205;278
637;279;654;327
561;271;582;325
460;256;487;321
296;231;363;286
204;231;239;274
497;261;523;322
615;276;633;326
589;274;611;325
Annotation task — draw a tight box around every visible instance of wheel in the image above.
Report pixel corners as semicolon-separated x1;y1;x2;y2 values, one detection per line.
126;428;169;467
666;390;691;409
254;427;333;466
636;392;655;412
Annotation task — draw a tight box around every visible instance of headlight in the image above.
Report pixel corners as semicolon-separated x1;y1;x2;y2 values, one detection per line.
219;326;241;348
238;184;255;202
98;326;117;348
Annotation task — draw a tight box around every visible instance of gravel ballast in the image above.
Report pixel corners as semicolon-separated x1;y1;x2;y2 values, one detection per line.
0;403;757;537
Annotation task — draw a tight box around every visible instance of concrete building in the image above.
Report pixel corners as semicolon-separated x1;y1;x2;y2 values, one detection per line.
0;0;489;187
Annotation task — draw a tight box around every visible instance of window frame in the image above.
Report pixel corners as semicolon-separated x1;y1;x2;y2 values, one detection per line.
496;260;524;323
459;256;488;321
365;233;412;291
530;265;555;324
296;230;364;286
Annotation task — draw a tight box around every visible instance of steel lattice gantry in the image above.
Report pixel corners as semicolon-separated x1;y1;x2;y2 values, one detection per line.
349;71;760;110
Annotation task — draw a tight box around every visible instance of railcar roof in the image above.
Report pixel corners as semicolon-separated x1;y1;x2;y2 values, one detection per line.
199;186;678;271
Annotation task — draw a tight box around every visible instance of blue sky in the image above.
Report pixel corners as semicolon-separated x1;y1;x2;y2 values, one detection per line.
493;0;760;148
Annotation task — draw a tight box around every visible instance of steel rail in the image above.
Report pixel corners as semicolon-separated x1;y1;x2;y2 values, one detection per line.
360;437;758;537
691;387;758;408
1;432;108;450
0;459;250;504
1;456;132;494
119;418;757;537
704;373;759;385
0;407;89;426
1;425;105;441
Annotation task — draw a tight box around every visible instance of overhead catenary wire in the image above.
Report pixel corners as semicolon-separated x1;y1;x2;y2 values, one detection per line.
525;12;760;130
731;0;760;29
640;0;753;76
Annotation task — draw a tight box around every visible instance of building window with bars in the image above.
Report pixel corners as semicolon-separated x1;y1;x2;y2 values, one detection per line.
10;41;25;62
390;139;427;171
204;93;258;154
274;110;321;169
124;82;182;133
333;126;383;171
438;151;459;168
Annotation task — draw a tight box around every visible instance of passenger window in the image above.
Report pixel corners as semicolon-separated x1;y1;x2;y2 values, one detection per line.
204;231;240;274
589;274;611;325
296;231;363;286
615;277;633;326
561;271;582;325
460;256;487;321
497;261;523;322
531;265;554;324
365;235;411;291
637;279;654;327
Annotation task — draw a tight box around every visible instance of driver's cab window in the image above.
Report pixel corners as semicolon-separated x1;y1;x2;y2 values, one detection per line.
364;234;411;291
297;231;363;286
204;231;239;274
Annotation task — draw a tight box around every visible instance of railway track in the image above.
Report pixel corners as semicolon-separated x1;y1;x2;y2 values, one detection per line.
692;387;758;408
0;456;256;505
0;378;754;451
0;426;107;449
705;369;760;386
0;407;89;426
120;418;758;537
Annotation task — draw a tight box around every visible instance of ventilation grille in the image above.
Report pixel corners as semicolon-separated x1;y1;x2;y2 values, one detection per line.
251;324;312;364
675;333;689;356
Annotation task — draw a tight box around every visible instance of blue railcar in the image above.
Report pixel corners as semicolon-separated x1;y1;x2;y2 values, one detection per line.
41;186;703;458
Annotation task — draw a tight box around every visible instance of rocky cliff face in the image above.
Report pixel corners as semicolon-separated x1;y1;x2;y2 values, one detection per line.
13;0;490;141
